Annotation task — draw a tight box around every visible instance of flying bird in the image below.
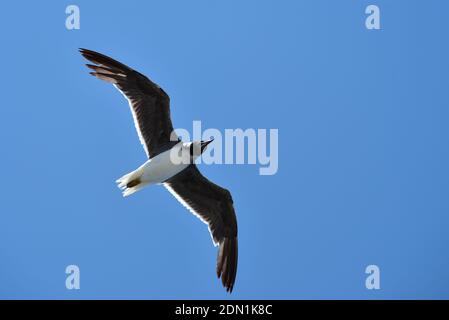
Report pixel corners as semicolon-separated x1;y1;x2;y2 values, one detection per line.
79;49;238;292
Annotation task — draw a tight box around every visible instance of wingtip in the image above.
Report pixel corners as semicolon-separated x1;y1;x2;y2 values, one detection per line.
79;48;93;61
79;48;89;55
216;237;238;294
226;283;234;294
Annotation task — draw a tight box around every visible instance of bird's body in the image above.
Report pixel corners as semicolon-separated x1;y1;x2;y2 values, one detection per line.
116;141;204;197
80;48;238;292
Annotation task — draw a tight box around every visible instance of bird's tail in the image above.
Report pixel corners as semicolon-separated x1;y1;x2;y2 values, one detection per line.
116;167;148;197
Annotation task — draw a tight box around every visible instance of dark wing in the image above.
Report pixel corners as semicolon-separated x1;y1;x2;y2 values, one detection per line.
164;165;238;293
79;48;178;158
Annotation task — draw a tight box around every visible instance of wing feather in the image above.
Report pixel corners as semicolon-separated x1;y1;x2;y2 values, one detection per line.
80;48;178;157
164;165;238;292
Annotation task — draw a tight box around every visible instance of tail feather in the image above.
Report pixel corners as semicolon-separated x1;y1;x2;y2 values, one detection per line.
116;168;147;197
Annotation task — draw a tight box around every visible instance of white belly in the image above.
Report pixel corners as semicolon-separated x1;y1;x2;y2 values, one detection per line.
140;147;190;184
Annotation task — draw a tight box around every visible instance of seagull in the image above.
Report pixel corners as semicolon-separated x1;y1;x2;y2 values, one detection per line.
79;49;238;292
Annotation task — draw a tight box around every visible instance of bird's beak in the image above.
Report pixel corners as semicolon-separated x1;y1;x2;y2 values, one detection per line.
203;139;214;147
201;139;214;151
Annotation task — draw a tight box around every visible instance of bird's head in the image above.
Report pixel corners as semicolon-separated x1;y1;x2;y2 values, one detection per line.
187;139;214;162
200;138;214;153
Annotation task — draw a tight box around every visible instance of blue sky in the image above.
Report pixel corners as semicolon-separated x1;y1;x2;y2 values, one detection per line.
0;1;448;299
